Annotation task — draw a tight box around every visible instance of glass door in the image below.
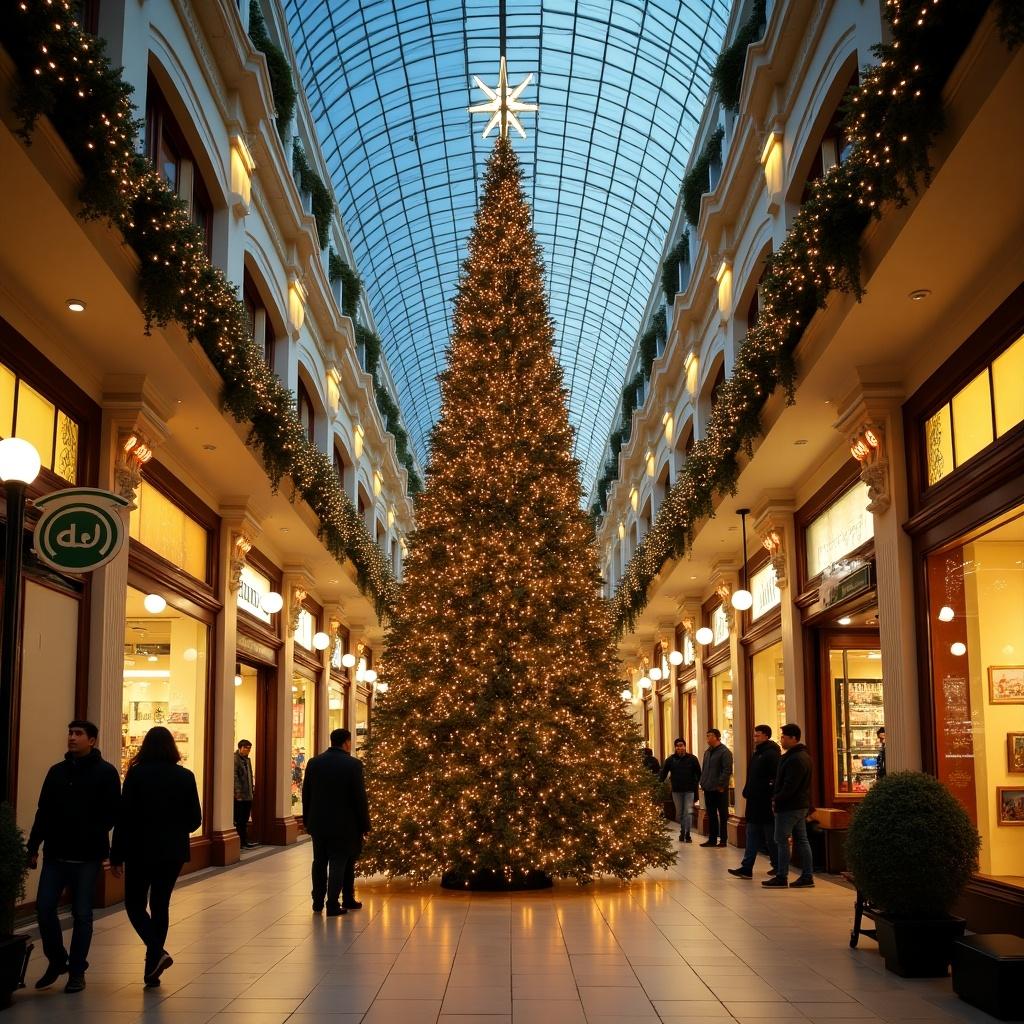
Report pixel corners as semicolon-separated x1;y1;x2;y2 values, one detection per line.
828;647;885;796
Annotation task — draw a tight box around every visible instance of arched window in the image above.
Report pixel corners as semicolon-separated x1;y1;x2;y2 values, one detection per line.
710;364;726;411
145;71;214;255
243;270;277;368
800;68;859;204
296;379;315;444
333;444;348;491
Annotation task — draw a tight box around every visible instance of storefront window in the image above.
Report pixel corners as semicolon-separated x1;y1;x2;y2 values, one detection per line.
828;648;884;796
927;506;1024;890
0;362;80;482
355;694;369;753
129;480;208;581
295;608;314;650
233;664;258;788
328;679;346;734
122;587;207;832
711;666;734;752
751;641;786;735
290;673;315;816
805;482;873;578
711;604;729;645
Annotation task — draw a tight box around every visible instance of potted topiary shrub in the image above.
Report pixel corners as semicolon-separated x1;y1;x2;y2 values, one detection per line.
0;802;31;1008
846;772;980;978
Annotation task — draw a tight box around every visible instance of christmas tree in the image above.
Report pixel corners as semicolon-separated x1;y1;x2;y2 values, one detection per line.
361;136;674;888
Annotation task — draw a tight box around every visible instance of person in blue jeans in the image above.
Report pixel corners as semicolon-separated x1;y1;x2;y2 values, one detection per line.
27;721;121;993
728;724;780;879
762;722;814;889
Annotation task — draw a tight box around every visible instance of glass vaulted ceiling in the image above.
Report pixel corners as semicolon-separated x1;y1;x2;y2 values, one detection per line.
284;0;729;489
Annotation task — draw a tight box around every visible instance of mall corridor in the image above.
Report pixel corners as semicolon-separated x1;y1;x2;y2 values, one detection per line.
7;837;1001;1024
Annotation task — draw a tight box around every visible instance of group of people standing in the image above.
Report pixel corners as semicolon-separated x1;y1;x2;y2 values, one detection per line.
655;722;816;887
25;721;371;996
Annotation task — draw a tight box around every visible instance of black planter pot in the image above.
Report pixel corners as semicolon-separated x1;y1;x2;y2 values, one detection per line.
0;934;32;1010
875;912;966;977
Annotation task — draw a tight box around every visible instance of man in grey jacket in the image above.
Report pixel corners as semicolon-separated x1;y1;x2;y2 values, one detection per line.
233;741;257;849
699;729;733;848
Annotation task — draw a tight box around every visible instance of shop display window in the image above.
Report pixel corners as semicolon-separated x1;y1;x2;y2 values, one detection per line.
328;679;346;734
233;663;258;789
0;361;79;482
751;641;786;735
295;608;314;651
805;482;873;578
927;506;1024;890
129;480;208;581
355;694;369;753
290;673;316;816
711;667;734;753
122;587;207;833
828;648;884;796
644;699;655;749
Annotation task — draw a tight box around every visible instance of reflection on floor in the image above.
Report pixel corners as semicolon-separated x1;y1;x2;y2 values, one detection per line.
9;832;1002;1023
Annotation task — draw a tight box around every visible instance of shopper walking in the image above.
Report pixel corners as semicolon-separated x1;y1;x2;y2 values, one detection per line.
642;747;661;775
110;726;202;986
763;723;815;888
27;720;121;994
728;724;780;879
699;729;733;848
876;727;886;779
659;738;701;842
302;728;370;915
234;739;257;848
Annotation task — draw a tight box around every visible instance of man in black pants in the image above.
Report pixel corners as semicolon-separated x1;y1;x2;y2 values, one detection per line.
699;728;733;848
27;721;121;994
302;728;370;915
233;740;257;848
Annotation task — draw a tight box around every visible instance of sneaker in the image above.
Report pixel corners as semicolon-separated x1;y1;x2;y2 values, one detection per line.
727;868;752;879
144;952;173;986
64;974;86;994
683;834;692;843
717;841;728;848
699;840;717;847
790;876;815;888
243;842;260;849
325;903;347;917
761;876;788;888
341;900;363;910
35;961;68;989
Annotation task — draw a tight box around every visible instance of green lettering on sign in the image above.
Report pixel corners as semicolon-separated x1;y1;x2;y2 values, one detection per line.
32;488;130;574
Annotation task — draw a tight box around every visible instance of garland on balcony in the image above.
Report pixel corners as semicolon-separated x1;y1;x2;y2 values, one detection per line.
711;0;767;113
681;126;724;227
1;0;397;618
292;139;334;249
661;234;690;304
247;0;295;142
612;0;1017;634
328;250;362;320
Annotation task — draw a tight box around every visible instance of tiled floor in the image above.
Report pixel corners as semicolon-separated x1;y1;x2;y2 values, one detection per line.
7;830;1000;1023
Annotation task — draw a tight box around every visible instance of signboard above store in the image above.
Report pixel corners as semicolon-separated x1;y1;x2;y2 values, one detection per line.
751;562;781;620
237;564;272;623
805;481;873;579
32;487;130;573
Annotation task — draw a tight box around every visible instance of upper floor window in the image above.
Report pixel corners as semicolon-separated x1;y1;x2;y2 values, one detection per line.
77;0;100;34
145;72;214;255
0;361;80;483
296;379;315;445
333;445;349;490
129;479;210;582
710;364;726;410
243;271;277;368
924;332;1024;486
801;68;858;204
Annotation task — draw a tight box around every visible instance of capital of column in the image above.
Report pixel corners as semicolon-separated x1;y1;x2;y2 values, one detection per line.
753;493;795;590
102;375;173;503
282;565;316;636
221;502;264;593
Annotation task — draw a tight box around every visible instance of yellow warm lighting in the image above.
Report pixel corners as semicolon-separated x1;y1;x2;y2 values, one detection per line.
685;351;699;394
288;278;306;332
327;367;341;413
629;487;638;512
663;411;673;444
373;470;383;496
354;424;365;460
230;135;255;208
387;505;396;529
760;131;783;198
618;520;625;540
716;260;732;319
645;451;655;477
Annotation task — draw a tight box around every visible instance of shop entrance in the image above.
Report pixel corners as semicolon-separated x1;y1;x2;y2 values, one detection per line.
234;661;275;845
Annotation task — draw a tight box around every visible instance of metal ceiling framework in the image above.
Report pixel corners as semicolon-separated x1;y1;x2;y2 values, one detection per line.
284;0;729;486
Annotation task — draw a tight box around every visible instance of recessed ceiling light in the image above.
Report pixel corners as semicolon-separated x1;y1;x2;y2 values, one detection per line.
202;443;216;451
794;439;809;446
690;575;697;580
908;289;931;301
66;299;86;313
280;527;289;533
838;616;852;626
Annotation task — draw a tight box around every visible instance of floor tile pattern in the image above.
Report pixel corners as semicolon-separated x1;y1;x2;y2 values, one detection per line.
7;833;999;1023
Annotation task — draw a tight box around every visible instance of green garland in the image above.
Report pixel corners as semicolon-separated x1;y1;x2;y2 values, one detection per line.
661;234;690;304
1;0;397;618
612;0;1017;634
292;139;334;249
711;0;766;113
247;0;295;142
682;126;724;227
328;249;362;319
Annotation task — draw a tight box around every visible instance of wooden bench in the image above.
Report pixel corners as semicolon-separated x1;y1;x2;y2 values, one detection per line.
842;871;878;948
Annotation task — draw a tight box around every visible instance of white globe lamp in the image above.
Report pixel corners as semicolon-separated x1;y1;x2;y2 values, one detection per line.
260;591;284;614
695;626;714;646
143;593;167;614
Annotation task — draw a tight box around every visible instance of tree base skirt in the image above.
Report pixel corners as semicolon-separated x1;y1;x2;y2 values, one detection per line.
441;868;554;891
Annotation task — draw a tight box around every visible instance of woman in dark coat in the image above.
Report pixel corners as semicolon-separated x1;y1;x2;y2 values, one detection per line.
110;726;202;987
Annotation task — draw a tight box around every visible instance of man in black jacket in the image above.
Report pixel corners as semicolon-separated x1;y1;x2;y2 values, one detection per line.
302;728;371;915
762;722;814;889
728;724;780;879
659;738;700;842
27;721;121;993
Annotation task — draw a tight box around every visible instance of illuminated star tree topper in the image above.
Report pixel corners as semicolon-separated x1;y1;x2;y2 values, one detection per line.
468;55;539;139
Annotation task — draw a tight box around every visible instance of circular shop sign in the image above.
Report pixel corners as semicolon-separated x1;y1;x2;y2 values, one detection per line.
33;487;130;574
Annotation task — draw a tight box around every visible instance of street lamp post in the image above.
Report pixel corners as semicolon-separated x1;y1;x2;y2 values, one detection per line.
0;438;41;804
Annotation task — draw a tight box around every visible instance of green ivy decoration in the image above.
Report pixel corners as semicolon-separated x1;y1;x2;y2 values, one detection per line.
1;0;397;618
682;126;724;227
612;0;1015;634
292;139;334;249
711;0;767;112
247;0;296;142
328;249;362;319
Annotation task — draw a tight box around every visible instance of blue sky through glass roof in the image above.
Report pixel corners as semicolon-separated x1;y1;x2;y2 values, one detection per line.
284;0;729;489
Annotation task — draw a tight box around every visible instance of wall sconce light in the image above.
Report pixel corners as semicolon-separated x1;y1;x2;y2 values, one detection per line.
373;470;383;497
617;521;625;541
695;626;714;646
288;278;306;332
760;130;783;203
663;411;674;444
312;631;331;651
629;487;638;512
122;434;154;465
326;366;341;414
341;652;357;669
715;259;732;320
230;134;256;211
851;427;881;463
668;649;684;666
645;451;655;477
354;424;365;460
260;591;283;614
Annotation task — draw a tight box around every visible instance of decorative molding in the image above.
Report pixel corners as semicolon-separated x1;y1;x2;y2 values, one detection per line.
228;529;255;593
288;585;308;635
115;429;155;503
